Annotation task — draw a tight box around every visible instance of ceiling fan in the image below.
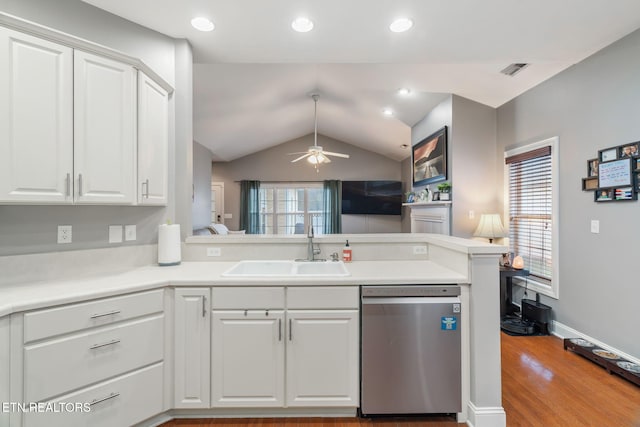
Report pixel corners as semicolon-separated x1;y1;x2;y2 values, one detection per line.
289;93;349;171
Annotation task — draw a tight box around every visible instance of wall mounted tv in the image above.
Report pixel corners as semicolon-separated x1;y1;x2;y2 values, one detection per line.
341;181;402;215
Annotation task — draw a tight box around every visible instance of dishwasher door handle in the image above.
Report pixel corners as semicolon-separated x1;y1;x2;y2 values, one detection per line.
362;296;461;305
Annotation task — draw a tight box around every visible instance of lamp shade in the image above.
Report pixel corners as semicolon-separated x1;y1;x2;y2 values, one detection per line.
473;214;507;243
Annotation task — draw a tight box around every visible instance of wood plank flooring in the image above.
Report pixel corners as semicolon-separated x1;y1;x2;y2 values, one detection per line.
161;333;640;427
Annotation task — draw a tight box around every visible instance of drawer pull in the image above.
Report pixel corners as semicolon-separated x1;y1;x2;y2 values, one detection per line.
202;296;206;318
278;318;282;341
89;338;121;350
90;310;121;319
289;319;292;341
89;392;120;406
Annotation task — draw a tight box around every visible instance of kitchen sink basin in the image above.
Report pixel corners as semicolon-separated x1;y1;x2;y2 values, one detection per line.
221;260;350;277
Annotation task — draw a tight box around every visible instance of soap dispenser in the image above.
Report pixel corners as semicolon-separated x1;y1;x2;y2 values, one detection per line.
343;240;352;262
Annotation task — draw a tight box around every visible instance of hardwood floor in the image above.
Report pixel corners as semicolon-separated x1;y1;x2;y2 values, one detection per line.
161;333;640;427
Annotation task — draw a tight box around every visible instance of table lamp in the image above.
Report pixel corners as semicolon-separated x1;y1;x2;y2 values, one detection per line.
473;214;507;243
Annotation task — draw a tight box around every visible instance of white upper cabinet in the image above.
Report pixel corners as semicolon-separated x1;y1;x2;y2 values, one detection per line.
138;71;168;205
0;27;73;203
74;50;136;204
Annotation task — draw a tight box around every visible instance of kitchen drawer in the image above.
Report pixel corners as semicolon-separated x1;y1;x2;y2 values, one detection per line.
24;362;163;427
24;314;163;402
24;289;164;343
287;286;359;309
212;287;284;309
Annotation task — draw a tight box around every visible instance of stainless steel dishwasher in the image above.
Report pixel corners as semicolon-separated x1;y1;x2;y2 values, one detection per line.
360;285;461;416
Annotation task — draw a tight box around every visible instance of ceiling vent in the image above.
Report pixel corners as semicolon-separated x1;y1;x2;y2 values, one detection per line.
500;63;529;77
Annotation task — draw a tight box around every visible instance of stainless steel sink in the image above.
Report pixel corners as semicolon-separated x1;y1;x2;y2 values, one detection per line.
221;260;350;277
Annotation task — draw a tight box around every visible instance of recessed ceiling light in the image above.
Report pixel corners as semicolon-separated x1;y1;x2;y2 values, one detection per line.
398;88;411;96
292;17;314;33
191;17;214;32
389;18;413;33
383;108;394;117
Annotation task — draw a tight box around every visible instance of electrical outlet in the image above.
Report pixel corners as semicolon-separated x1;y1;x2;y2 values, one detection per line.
109;225;123;243
413;245;427;255
125;225;137;241
207;247;222;257
468;210;475;219
57;225;72;244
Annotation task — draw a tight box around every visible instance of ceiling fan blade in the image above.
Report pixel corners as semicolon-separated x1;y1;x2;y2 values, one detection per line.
323;151;350;159
291;153;311;163
287;151;309;155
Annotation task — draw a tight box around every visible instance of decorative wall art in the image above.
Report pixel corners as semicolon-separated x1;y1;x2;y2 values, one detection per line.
583;141;640;202
412;126;448;187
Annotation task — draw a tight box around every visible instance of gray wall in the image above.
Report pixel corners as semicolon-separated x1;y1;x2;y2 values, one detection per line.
0;0;193;255
497;28;640;357
192;142;213;229
212;133;403;232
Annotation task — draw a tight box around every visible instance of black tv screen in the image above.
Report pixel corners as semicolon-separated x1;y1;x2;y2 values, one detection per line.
341;181;402;215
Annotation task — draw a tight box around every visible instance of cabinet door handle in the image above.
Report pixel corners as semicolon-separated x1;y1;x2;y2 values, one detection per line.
90;310;121;319
278;318;282;341
89;338;121;350
289;319;292;341
78;173;83;196
144;179;150;198
89;392;120;406
65;173;71;197
202;295;206;318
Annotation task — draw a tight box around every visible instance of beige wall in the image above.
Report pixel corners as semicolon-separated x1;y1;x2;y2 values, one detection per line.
212;133;404;232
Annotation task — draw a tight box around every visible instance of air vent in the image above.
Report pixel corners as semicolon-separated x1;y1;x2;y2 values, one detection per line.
500;63;529;77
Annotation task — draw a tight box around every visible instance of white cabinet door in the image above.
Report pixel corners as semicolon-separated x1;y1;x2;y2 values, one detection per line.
174;288;211;408
74;50;136;204
286;310;359;407
137;71;168;205
0;28;73;203
211;310;284;407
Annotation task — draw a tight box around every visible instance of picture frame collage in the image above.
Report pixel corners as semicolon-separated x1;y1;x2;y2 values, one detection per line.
583;142;640;202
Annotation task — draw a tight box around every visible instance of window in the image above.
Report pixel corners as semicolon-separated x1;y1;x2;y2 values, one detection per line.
505;137;559;298
259;183;324;235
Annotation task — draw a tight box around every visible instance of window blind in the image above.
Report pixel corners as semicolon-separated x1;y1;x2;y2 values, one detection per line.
506;146;553;283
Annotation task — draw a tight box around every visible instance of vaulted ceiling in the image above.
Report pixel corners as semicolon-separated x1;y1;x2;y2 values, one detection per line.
83;0;640;161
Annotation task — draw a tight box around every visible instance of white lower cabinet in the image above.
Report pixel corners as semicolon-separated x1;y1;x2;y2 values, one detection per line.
210;286;359;409
174;288;211;408
286;310;359;407
211;310;285;407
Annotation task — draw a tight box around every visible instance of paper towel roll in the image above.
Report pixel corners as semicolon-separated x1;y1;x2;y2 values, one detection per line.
158;224;181;266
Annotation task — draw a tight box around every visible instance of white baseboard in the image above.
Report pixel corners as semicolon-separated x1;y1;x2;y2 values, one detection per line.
550;320;640;365
466;402;506;427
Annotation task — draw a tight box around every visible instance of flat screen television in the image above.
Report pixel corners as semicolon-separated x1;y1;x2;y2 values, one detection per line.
341;181;402;215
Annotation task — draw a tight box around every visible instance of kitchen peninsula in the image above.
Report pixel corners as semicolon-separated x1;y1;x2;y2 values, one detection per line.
0;233;506;427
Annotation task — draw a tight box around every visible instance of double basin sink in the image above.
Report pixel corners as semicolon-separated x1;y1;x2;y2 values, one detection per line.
222;260;350;277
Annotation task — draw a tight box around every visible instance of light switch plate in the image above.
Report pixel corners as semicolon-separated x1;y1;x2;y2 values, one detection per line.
109;225;123;243
590;220;600;234
57;225;72;244
224;213;232;219
125;225;136;241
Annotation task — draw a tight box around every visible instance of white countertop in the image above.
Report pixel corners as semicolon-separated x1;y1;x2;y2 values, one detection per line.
0;260;467;317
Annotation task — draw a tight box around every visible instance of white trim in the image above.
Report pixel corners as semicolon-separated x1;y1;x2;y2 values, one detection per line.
504;136;560;299
466;402;506;427
0;12;174;94
550;320;640;365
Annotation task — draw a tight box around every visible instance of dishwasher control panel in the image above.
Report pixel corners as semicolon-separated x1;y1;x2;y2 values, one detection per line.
361;285;460;298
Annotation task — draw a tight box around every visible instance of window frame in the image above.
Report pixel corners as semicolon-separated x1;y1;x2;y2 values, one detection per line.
258;182;323;235
504;136;560;299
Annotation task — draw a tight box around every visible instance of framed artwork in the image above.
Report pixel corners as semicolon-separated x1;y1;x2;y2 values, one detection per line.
582;177;598;191
598;158;633;188
599;147;618;162
619;143;639;158
587;158;599;177
412;126;447;186
595;189;613;202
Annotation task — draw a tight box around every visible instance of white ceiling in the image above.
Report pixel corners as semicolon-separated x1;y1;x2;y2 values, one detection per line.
83;0;640;161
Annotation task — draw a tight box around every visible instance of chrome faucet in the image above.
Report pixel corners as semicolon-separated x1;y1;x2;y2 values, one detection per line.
306;219;322;261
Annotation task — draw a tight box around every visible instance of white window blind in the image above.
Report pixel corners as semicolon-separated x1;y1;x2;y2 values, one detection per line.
506;146;553;283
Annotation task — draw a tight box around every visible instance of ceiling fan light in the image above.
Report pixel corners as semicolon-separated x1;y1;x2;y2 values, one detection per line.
307;155;319;164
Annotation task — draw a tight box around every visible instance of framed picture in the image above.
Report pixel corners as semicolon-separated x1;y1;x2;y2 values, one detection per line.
595;189;613;202
636;158;640;171
619;143;639;158
598;158;633;188
582;177;598;191
587;158;599;177
614;187;636;201
636;173;640;191
598;147;618;162
412;126;447;186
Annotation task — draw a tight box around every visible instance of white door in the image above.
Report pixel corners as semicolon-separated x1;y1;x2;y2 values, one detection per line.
211;182;224;223
286;310;359;407
0;28;73;203
174;288;211;408
211;310;284;407
138;71;168;206
74;50;136;204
